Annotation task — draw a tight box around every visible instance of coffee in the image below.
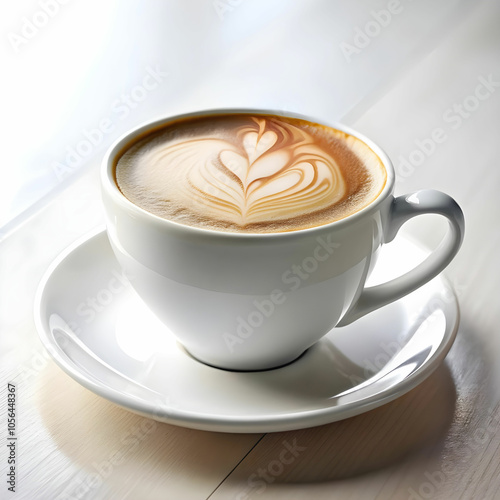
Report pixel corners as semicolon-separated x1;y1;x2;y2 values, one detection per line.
115;113;386;233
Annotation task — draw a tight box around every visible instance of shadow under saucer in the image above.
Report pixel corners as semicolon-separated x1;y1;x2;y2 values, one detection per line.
214;362;456;486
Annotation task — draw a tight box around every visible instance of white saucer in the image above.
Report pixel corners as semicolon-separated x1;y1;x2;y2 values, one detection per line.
35;228;459;433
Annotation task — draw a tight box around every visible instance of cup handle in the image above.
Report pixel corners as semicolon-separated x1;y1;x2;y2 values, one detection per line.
337;189;465;326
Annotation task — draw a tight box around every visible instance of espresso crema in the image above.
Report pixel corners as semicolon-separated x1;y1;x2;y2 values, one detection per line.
115;114;387;233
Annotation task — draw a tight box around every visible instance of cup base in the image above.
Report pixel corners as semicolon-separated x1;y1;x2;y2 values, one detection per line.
180;344;310;372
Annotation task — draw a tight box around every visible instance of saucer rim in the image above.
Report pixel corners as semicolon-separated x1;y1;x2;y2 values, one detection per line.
34;226;459;433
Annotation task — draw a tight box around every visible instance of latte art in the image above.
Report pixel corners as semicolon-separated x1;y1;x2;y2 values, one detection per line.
138;118;346;226
115;114;387;233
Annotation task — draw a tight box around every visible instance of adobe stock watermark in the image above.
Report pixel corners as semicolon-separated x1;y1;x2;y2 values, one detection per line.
397;74;499;181
56;391;177;500
8;0;72;53
56;417;157;500
52;64;169;182
345;278;467;388
339;0;407;63
213;0;245;21
76;269;131;325
15;343;70;385
223;234;340;352
408;403;500;500
235;439;306;499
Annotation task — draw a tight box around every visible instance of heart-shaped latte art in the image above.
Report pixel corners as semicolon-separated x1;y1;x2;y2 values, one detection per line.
135;117;347;227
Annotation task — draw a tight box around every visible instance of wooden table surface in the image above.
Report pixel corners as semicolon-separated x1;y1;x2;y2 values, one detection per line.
1;2;500;499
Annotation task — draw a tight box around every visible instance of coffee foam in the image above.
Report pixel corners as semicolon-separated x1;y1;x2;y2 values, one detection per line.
115;114;387;233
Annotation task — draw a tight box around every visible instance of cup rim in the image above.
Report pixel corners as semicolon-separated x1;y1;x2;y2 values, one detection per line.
101;108;395;240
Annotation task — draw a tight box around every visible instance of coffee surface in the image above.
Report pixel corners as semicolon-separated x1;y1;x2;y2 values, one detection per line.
115;114;386;233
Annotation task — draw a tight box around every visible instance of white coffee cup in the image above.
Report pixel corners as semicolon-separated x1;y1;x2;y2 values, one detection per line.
101;109;464;371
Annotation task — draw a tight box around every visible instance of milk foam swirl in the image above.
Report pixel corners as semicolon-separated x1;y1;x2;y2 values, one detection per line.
135;117;347;227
